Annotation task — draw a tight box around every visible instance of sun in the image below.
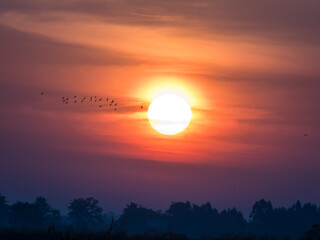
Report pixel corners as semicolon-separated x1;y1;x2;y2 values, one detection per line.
147;94;192;135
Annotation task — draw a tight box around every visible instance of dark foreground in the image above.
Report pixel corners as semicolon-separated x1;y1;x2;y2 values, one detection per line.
2;194;320;239
0;225;320;240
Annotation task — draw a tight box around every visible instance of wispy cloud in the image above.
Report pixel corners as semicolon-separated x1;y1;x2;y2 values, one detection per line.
1;0;320;45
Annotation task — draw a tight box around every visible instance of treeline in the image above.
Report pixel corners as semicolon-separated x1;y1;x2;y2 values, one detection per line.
117;201;320;239
1;193;320;239
0;194;109;232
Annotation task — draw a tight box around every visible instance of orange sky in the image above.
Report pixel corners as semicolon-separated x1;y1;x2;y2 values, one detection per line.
0;0;320;214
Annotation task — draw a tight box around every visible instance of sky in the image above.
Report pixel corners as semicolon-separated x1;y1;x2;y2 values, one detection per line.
0;0;320;216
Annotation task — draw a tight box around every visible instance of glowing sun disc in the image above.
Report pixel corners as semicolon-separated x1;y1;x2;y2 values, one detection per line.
148;94;192;135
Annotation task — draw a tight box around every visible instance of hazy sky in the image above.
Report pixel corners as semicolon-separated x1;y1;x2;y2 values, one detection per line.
0;0;320;216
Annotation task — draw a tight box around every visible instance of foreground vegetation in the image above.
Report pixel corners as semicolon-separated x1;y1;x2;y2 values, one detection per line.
1;193;320;239
0;227;320;240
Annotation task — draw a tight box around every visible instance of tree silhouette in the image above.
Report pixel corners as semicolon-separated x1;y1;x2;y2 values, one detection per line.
248;199;320;237
166;201;192;218
166;201;193;235
34;196;61;228
0;194;9;229
9;201;43;230
68;197;103;231
220;208;247;235
249;199;273;222
165;201;247;238
302;224;320;240
1;195;320;238
118;202;166;235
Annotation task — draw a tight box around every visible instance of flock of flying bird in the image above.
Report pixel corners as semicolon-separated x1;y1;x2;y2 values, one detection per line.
41;92;144;111
40;91;310;136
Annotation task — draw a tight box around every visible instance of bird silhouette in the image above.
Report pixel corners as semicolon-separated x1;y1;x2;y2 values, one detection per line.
304;133;309;136
37;92;131;113
141;106;143;109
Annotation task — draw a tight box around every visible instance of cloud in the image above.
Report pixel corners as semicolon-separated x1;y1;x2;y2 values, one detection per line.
0;24;144;66
1;0;320;45
1;0;320;215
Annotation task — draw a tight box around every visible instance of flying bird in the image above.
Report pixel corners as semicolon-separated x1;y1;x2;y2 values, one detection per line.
304;133;309;136
38;92;124;112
